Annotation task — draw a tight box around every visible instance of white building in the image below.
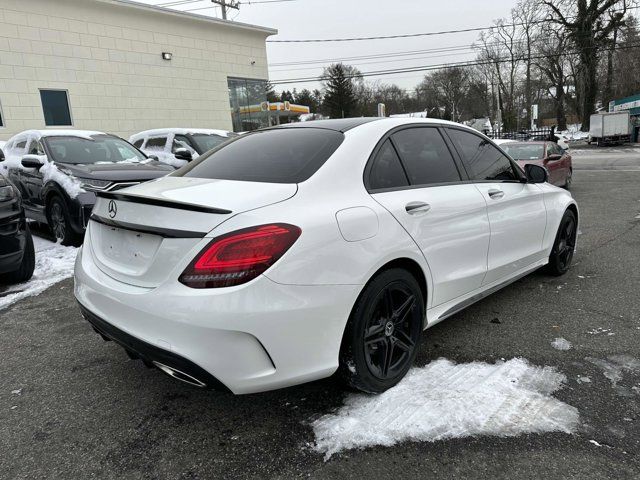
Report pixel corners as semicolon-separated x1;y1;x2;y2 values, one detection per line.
0;0;276;140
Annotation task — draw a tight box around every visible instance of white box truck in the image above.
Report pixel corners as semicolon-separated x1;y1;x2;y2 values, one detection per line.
589;111;631;145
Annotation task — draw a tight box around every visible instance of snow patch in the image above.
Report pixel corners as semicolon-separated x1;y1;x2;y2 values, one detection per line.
311;358;579;459
39;159;84;199
551;338;572;351
0;237;77;311
586;355;640;388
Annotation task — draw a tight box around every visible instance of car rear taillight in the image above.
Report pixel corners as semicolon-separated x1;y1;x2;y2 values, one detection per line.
179;223;301;288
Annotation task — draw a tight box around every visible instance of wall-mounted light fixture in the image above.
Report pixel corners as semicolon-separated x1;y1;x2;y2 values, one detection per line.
161;52;172;61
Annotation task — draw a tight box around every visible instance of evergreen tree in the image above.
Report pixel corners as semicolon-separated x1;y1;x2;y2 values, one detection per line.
321;64;360;118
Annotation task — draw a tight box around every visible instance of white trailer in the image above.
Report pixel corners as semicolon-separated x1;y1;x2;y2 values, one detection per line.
589;111;631;145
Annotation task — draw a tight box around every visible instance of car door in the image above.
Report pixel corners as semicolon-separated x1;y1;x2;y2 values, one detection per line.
543;143;564;186
445;127;547;285
21;138;46;212
368;126;491;307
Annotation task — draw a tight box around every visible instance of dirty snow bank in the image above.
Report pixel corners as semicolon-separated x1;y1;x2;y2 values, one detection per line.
0;236;77;311
312;358;579;459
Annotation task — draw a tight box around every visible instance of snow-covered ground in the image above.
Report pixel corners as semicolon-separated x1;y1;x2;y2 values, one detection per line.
312;358;579;460
0;236;77;311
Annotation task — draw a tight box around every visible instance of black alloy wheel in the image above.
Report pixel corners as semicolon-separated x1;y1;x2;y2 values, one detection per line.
339;268;424;393
547;209;577;276
364;282;420;380
47;196;81;246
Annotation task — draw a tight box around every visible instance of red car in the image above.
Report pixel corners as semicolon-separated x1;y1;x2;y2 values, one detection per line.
501;141;573;188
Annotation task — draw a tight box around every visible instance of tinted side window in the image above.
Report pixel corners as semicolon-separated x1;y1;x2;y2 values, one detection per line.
369;140;409;190
145;137;167;149
447;129;517;181
172;135;196;154
392;128;461;185
28;140;44;155
179;128;344;184
132;139;143;148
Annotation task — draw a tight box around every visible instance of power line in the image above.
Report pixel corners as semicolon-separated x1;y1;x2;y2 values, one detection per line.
266;6;640;43
269;41;640;85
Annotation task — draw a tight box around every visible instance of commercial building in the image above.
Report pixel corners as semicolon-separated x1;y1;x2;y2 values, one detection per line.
0;0;276;140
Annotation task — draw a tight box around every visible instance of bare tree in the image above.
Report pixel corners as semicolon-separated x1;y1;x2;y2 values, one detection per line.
478;14;523;130
543;0;632;130
514;0;542;127
534;23;573;129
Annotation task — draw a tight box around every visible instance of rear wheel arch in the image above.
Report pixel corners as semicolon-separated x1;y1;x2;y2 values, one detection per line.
375;258;428;311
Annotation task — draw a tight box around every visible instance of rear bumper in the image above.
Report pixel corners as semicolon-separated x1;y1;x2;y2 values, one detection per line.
79;304;228;390
73;246;360;394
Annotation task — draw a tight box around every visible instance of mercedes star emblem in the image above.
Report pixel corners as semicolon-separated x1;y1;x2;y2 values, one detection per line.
108;200;117;218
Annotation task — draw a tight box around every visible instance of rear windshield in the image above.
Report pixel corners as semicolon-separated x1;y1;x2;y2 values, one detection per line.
45;135;147;164
176;128;344;183
502;144;545;160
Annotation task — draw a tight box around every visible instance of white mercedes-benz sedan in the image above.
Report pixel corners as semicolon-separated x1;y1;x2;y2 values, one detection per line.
74;118;578;394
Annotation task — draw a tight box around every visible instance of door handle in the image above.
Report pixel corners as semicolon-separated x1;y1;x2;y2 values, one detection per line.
488;189;504;200
405;201;431;215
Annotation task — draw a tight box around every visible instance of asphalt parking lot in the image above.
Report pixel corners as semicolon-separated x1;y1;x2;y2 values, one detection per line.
1;147;639;479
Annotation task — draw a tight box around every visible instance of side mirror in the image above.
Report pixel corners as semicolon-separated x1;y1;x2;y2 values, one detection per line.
546;154;562;161
174;148;193;161
147;154;159;161
21;155;45;169
525;164;549;184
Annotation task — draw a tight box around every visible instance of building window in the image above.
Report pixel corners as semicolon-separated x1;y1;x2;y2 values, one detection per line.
40;89;72;126
228;78;268;132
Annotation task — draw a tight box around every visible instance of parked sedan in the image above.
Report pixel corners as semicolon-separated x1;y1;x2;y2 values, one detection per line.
1;130;174;245
0;168;34;284
75;118;578;394
501;141;573;188
130;128;237;169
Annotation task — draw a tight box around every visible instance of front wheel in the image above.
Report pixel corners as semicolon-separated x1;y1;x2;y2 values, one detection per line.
338;268;424;393
547;210;577;276
47;196;81;246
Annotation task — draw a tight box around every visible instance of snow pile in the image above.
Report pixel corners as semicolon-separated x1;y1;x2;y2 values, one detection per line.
0;236;77;311
312;358;578;459
39;158;84;199
551;338;572;351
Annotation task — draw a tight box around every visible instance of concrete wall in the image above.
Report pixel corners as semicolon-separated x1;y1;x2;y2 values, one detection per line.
0;0;275;140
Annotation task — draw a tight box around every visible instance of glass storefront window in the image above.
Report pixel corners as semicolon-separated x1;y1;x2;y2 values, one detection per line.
228;77;269;132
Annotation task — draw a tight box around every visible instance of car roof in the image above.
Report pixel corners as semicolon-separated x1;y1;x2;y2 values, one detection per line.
276;118;383;132
275;117;478;133
10;129;108;141
130;128;233;139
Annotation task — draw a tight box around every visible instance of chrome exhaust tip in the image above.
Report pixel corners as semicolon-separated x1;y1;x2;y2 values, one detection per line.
152;361;207;388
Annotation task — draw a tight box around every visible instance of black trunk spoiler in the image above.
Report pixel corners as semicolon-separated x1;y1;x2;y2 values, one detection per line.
96;191;232;215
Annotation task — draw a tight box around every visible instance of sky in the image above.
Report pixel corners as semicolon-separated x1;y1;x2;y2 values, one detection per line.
137;0;520;92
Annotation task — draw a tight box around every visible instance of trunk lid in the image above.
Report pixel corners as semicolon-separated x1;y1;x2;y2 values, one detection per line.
87;177;297;287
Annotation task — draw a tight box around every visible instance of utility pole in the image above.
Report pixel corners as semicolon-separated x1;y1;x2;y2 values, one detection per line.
211;0;239;20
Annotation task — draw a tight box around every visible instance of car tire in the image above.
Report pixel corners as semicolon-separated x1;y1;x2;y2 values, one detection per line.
47;196;81;246
338;268;424;393
546;209;577;276
563;168;573;189
1;226;35;284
